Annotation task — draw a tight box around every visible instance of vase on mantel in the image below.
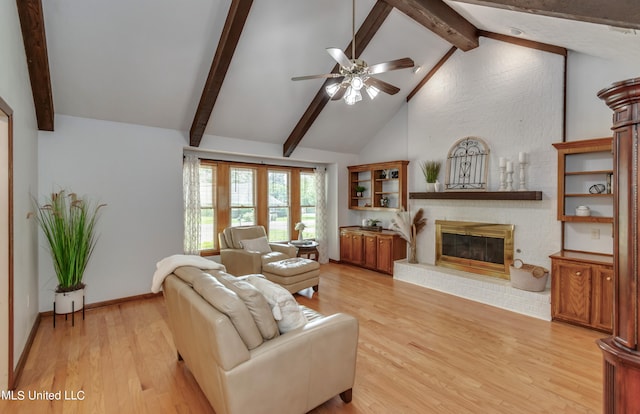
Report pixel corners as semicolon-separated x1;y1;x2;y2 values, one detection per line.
408;243;417;264
425;182;436;192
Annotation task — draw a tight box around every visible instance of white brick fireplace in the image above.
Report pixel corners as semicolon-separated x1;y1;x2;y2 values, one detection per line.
393;197;560;321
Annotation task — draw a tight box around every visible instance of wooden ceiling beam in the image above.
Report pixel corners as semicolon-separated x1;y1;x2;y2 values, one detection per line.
189;0;253;147
406;46;457;101
17;0;54;131
479;30;566;56
453;0;640;30
382;0;479;51
283;1;393;158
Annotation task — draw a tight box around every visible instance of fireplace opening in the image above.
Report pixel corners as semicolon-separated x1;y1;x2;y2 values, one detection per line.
442;233;505;264
436;220;514;279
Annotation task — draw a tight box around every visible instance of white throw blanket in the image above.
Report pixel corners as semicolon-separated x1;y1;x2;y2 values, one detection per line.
151;254;226;293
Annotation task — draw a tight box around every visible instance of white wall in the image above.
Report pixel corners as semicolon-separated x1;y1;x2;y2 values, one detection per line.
38;116;186;311
0;0;41;377
408;38;564;268
566;51;640;141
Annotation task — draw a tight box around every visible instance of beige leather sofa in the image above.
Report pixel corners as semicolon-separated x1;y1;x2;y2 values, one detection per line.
219;225;297;275
162;266;358;414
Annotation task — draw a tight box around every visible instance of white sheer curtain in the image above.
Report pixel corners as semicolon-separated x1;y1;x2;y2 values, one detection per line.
314;167;329;263
183;155;201;254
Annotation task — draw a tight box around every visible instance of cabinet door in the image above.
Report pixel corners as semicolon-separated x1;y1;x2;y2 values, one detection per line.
377;236;394;274
364;235;377;269
340;231;352;263
552;260;592;326
351;233;364;265
592;265;614;332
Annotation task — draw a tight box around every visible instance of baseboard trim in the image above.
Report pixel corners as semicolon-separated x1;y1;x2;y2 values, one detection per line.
11;313;41;389
39;291;163;317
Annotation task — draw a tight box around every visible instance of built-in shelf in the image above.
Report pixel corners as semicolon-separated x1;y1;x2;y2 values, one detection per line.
409;191;542;200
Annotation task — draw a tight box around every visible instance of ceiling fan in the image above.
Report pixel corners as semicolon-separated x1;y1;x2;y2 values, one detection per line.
291;0;415;105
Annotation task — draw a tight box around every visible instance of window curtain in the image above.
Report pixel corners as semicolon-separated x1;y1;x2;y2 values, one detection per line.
183;155;201;254
314;167;329;263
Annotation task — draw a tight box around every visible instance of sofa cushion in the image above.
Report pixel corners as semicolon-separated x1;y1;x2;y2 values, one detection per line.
228;226;267;249
216;273;279;340
193;274;263;350
262;258;320;276
240;236;272;254
245;275;308;333
173;266;225;287
261;251;289;266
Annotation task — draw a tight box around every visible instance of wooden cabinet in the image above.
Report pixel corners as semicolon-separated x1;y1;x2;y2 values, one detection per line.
592;265;614;332
550;251;613;333
553;138;613;223
348;160;408;211
340;230;363;265
339;227;406;275
597;77;640;414
364;235;377;269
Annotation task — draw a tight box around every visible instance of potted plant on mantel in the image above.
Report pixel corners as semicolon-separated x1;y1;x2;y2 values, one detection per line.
420;160;441;192
29;190;105;314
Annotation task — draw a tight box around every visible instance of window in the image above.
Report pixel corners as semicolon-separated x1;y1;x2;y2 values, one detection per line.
268;170;290;242
199;164;216;250
300;172;316;239
195;160;315;254
230;167;256;226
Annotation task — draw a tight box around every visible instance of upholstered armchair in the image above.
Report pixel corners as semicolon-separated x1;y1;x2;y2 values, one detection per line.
219;225;297;276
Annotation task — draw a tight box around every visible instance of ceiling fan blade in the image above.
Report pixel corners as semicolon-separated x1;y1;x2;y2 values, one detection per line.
364;77;400;95
368;58;415;75
291;73;343;81
327;48;354;70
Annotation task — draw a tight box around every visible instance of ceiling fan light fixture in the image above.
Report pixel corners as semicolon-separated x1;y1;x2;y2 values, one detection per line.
351;76;364;91
325;83;340;98
344;86;362;105
365;85;379;100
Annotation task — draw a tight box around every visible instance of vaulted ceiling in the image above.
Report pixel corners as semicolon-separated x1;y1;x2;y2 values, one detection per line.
17;0;640;157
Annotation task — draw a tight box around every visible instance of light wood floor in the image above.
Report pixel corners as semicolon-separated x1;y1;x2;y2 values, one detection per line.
1;263;604;413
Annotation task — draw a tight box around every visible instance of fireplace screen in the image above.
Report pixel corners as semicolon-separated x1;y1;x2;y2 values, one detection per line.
436;220;514;279
441;233;504;265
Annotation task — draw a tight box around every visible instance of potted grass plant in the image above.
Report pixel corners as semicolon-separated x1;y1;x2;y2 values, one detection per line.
29;190;105;314
354;185;366;197
420;161;441;192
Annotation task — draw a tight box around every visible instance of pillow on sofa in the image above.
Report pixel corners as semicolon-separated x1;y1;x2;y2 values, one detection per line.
240;236;272;254
216;273;280;340
245;275;308;333
193;275;263;350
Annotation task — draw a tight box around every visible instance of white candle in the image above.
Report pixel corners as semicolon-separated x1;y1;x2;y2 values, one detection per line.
519;152;526;163
506;161;513;172
499;157;506;168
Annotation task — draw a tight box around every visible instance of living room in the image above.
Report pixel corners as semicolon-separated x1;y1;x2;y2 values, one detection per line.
2;0;640;412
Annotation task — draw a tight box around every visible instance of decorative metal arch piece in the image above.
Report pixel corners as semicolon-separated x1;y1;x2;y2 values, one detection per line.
445;137;490;191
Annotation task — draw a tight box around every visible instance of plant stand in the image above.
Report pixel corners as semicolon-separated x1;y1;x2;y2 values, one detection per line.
53;294;85;328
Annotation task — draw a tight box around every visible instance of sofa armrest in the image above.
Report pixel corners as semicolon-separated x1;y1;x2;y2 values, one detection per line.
220;249;262;276
270;243;297;258
222;313;359;414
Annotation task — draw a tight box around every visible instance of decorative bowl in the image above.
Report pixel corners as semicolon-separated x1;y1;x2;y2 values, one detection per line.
575;206;591;216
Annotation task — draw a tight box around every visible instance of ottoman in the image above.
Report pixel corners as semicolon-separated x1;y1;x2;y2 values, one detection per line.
261;258;320;293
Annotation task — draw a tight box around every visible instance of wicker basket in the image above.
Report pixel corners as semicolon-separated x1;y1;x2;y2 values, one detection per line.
509;259;549;292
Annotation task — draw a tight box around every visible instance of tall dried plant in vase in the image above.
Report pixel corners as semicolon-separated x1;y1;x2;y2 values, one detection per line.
390;208;427;264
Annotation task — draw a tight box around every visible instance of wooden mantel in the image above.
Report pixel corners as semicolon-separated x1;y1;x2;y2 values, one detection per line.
410;191;542;200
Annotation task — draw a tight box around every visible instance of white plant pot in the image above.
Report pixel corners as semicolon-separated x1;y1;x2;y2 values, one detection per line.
54;288;85;314
425;182;436;192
